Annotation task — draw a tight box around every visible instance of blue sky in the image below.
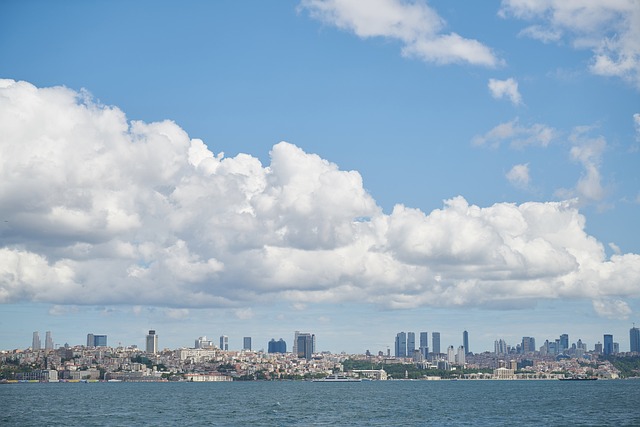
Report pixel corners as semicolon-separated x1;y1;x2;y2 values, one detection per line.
1;0;639;354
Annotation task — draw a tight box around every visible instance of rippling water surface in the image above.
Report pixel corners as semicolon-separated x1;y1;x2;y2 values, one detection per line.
3;379;640;426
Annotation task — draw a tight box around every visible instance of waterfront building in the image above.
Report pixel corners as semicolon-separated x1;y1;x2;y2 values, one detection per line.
243;337;252;351
432;332;441;355
463;330;469;355
268;338;287;353
630;326;640;353
45;331;53;351
32;331;41;351
603;334;614;355
493;367;515;380
395;332;407;358
296;332;315;360
407;332;415;357
220;335;229;351
146;330;158;354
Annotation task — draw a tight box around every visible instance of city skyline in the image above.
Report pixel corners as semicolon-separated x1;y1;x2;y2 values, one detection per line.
17;325;640;356
1;2;639;354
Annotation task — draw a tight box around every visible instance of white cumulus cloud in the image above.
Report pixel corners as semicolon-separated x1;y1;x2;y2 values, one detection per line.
300;0;501;67
1;79;639;318
499;0;640;88
506;163;530;188
488;78;523;105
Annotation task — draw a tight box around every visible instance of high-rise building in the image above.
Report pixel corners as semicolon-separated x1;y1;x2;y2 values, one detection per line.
243;337;252;351
447;345;455;363
603;334;614;355
220;335;229;351
395;332;407;358
146;330;158;354
521;337;536;353
45;331;53;351
594;342;603;353
407;332;416;357
296;333;315;360
87;333;107;347
292;331;300;356
559;334;569;352
32;331;41;351
456;345;466;365
630;326;640;353
432;332;441;355
268;338;287;353
195;336;214;349
463;330;469;355
495;339;508;355
419;332;429;358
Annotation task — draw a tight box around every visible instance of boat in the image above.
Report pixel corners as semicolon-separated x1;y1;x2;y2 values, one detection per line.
312;374;361;382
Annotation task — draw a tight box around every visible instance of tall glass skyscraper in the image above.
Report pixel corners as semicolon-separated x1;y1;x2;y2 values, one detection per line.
631;327;640;353
432;332;441;355
395;332;407;357
296;333;315;360
463;330;469;355
407;332;415;357
603;334;614;355
243;337;252;351
419;332;429;358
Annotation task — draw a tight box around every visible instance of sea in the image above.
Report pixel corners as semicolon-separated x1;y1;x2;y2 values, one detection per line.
2;379;640;426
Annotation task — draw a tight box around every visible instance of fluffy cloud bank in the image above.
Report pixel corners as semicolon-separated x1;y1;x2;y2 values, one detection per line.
1;80;639;317
300;0;500;67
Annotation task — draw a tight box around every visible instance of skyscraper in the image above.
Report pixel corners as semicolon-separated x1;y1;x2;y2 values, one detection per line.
87;333;107;347
296;333;314;360
268;338;287;353
630;326;640;353
45;331;53;351
603;334;614;355
292;331;300;356
463;330;469;355
395;332;407;358
456;345;466;365
146;330;158;354
432;332;441;355
32;331;41;351
220;335;229;351
407;332;416;357
243;337;252;351
521;337;536;353
419;332;429;358
447;345;455;363
560;334;569;352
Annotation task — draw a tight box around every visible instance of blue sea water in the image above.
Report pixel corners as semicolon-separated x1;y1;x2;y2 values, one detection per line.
2;379;640;426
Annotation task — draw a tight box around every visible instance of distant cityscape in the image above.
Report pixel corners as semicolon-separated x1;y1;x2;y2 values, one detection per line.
2;325;639;383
